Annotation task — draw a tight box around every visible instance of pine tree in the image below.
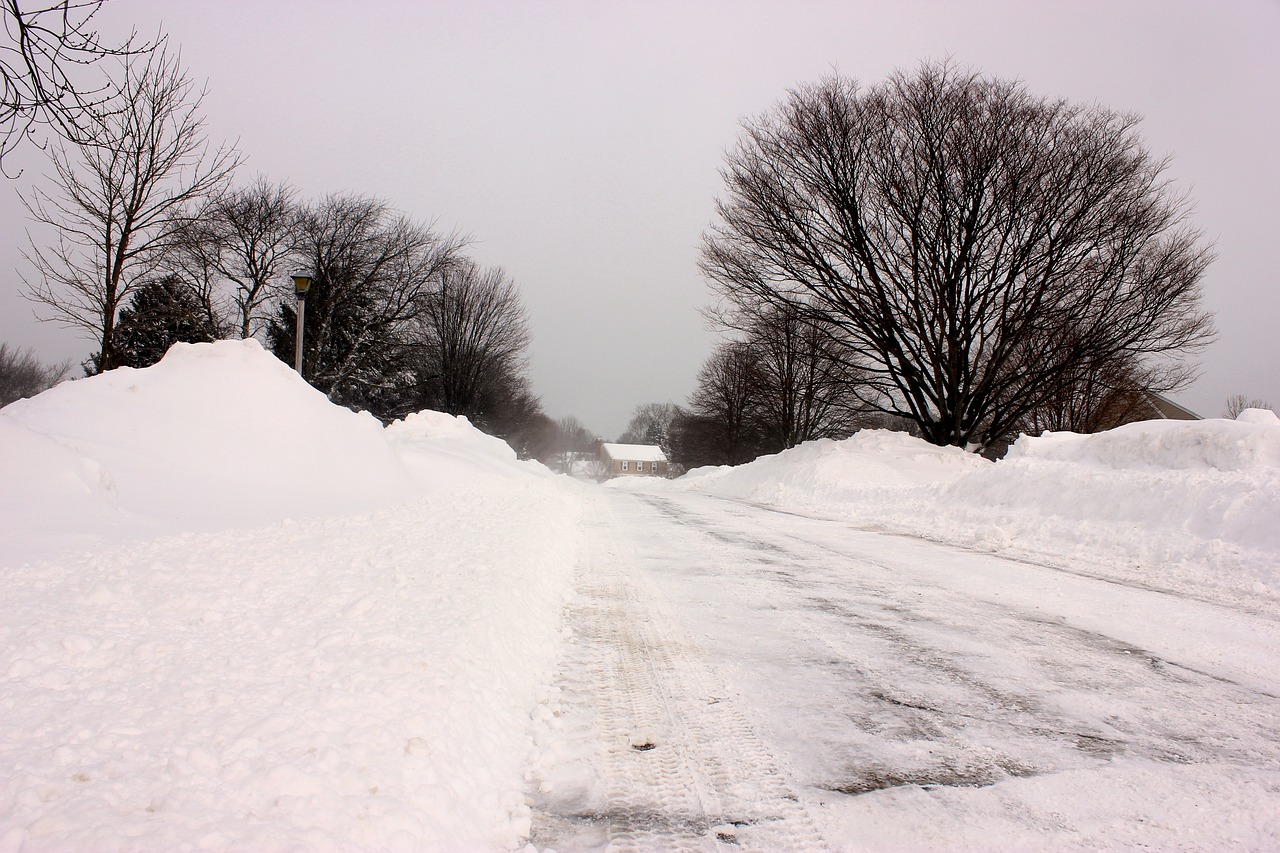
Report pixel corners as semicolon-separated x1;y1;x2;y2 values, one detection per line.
112;277;217;369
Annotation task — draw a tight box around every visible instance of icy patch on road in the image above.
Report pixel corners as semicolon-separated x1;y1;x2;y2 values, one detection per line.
822;760;1280;852
531;493;828;850
620;418;1280;609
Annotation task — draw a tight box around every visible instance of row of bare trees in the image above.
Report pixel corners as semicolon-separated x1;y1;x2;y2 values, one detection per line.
670;306;864;468
9;10;543;445
19;45;238;372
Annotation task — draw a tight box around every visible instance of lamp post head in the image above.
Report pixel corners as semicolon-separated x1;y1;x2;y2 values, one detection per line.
291;273;313;297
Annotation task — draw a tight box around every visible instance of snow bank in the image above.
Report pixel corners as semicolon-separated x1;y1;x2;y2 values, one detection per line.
0;340;415;563
0;339;586;850
639;418;1280;608
0;485;582;852
667;430;988;509
948;415;1280;580
386;408;551;490
1004;410;1280;471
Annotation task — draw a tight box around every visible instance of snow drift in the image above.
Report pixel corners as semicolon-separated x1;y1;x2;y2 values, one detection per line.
1;340;419;563
948;412;1280;577
621;414;1280;607
0;339;583;851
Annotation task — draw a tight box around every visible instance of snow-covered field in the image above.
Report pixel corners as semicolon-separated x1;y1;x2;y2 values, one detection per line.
3;339;1278;850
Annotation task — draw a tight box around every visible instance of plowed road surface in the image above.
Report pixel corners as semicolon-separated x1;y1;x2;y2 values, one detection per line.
531;488;1280;851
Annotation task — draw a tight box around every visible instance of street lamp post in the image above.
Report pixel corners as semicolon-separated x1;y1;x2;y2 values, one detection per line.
291;273;313;375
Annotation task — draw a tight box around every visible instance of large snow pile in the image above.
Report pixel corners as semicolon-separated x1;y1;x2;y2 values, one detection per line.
0;339;583;850
946;413;1280;588
0;340;417;563
386;408;551;490
624;415;1280;608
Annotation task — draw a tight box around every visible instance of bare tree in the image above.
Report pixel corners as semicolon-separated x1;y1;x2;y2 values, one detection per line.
1015;355;1161;435
556;415;595;452
619;402;679;451
489;381;546;457
19;46;241;371
545;415;598;474
266;193;463;413
0;341;69;405
172;176;300;339
675;342;763;467
701;61;1215;451
510;409;557;463
745;303;861;451
405;259;533;428
1223;394;1272;419
1;0;158;166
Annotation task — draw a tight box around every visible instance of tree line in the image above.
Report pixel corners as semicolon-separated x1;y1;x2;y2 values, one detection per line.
4;3;547;453
2;8;1266;459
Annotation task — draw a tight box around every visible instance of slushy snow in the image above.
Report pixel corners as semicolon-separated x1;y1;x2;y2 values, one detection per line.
3;338;1278;849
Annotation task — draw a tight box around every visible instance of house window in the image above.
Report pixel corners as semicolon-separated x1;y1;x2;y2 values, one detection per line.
622;461;628;471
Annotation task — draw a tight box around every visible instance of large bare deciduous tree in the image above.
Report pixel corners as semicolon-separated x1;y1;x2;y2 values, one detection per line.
672;305;862;469
173;177;301;339
19;46;241;372
673;342;763;468
618;401;679;452
701;61;1215;450
744;303;860;450
1;0;157;165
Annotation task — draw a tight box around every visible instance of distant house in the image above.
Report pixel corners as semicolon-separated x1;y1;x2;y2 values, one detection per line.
599;442;669;478
1135;392;1200;421
1089;390;1201;431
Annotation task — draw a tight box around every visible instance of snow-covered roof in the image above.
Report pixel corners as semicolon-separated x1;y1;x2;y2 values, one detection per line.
600;442;667;462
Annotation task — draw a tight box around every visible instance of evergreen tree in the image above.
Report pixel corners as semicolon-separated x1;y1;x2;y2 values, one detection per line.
111;276;217;369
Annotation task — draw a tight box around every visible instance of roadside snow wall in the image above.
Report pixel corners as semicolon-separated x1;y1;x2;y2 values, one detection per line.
624;416;1280;607
0;339;417;563
0;339;584;851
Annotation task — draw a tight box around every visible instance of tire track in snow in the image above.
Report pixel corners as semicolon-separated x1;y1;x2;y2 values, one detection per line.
532;494;828;851
628;491;1280;791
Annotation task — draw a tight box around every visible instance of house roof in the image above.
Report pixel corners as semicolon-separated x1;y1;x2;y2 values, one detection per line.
1144;392;1200;421
600;442;667;462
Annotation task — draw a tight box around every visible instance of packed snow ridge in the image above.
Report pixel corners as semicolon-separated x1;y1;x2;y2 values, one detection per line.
2;339;1277;849
617;407;1280;607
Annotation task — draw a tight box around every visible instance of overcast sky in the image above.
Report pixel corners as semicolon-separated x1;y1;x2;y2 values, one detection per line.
2;0;1276;439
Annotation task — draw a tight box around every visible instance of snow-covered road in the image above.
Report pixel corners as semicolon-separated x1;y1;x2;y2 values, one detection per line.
534;488;1280;851
5;344;1279;849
